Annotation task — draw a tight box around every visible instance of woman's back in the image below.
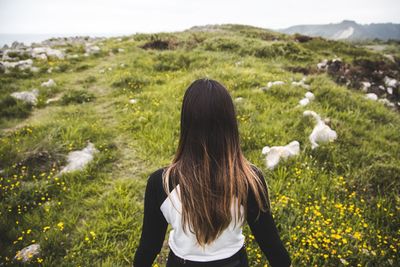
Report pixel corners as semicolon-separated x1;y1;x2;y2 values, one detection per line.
133;78;291;267
133;166;291;267
151;168;245;261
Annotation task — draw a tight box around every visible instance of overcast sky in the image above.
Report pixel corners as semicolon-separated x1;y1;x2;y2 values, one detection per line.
0;0;399;34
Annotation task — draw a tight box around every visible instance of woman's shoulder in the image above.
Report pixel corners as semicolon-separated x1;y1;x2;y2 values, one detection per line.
148;166;167;178
147;166;168;186
146;166;177;194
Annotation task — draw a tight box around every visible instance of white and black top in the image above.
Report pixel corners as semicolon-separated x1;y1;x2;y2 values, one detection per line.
133;166;291;267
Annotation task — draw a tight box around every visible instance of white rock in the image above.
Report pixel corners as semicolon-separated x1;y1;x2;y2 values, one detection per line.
46;49;64;59
262;141;300;170
266;81;285;89
303;110;337;149
235;97;243;102
10;89;39;105
0;59;33;72
317;59;328;70
299;98;310;106
14;244;40;262
291;77;310;89
34;53;48;61
299;91;315;106
85;45;101;55
58;142;99;174
129;99;138;104
384;76;398;88
379;85;385;91
41;79;56;87
332;57;342;63
387;87;393;95
365;93;378;101
46;95;62;104
118;48;124;53
305;91;315;100
361;81;371;92
31;47;64;59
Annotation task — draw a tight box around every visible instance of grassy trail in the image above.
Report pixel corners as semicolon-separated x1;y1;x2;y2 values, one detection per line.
1;26;399;266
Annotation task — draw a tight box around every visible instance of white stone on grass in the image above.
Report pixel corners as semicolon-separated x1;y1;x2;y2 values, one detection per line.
31;47;64;59
10;89;39;105
299;98;310;106
291;77;310;89
129;99;138;104
34;53;48;61
317;59;328;70
15;244;40;262
299;91;315;106
365;93;378;101
41;79;56;87
303;110;337;149
384;76;398;88
0;59;33;72
85;45;101;56
361;81;371;92
267;81;285;88
46;95;62;104
262;141;300;170
59;142;99;175
305;91;315;100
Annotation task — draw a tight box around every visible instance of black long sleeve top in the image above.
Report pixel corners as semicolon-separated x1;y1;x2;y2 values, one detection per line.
133;166;291;267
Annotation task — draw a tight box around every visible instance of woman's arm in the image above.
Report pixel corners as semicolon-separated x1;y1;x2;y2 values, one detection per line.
247;167;291;267
133;171;168;267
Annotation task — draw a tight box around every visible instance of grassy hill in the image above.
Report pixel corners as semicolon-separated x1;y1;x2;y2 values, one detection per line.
0;24;399;266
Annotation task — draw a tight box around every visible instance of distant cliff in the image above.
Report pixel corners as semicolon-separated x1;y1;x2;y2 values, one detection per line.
279;20;400;41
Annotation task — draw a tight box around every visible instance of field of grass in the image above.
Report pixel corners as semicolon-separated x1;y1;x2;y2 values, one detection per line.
1;24;399;266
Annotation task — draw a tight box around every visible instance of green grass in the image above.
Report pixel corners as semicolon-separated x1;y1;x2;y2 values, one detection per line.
0;24;399;266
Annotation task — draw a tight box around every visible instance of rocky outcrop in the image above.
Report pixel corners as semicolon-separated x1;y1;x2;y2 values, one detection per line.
10;89;39;105
0;59;38;73
316;58;400;109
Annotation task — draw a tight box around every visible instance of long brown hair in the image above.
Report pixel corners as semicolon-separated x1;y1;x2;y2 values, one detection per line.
163;78;269;246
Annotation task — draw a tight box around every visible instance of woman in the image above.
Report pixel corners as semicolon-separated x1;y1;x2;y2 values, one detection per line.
133;78;291;267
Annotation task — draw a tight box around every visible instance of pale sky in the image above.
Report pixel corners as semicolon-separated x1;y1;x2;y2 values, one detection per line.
0;0;399;34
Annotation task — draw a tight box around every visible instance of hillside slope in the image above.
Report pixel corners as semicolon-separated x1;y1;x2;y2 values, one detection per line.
0;24;399;266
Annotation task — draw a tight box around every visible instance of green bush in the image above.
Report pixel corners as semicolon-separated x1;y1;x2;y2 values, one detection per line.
153;52;192;71
0;95;33;119
111;72;150;92
61;90;95;105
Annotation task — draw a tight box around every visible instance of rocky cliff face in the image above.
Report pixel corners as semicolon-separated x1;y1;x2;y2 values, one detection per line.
279;20;400;41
